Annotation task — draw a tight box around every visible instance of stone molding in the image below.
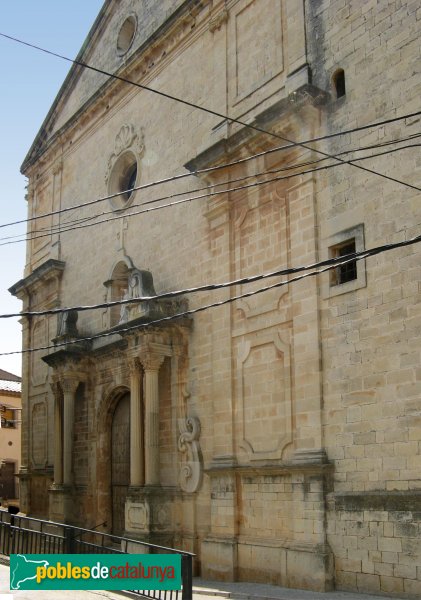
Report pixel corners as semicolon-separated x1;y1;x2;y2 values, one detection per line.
330;491;421;512
205;460;334;477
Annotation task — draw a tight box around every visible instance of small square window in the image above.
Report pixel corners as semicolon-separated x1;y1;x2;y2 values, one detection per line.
1;407;17;429
322;224;366;298
330;239;357;286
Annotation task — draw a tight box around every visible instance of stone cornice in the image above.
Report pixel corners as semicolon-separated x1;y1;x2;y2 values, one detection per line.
9;259;65;300
184;84;330;173
42;318;190;368
42;345;90;369
205;460;334;477
330;491;421;512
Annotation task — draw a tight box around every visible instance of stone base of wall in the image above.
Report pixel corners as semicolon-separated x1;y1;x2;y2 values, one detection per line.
27;471;52;518
328;492;421;598
201;536;334;591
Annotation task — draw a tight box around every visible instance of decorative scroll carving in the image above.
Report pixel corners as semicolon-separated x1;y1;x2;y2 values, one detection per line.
178;416;202;493
104;124;144;186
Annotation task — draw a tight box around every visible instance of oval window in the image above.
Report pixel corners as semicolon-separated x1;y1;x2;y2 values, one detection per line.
117;16;137;55
108;151;139;211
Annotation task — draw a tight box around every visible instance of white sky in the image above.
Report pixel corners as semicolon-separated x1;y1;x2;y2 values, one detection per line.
0;1;105;376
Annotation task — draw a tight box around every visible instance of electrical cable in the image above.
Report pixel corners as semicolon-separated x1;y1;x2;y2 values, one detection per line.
3;132;420;244
0;32;420;227
0;255;370;355
1;232;420;356
2;232;420;321
2;109;421;232
2;139;420;248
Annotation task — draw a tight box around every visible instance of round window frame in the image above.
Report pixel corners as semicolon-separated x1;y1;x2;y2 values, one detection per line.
108;150;139;212
117;15;137;56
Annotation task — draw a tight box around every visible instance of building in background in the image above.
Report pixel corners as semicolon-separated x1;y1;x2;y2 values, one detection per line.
9;0;421;596
0;369;22;505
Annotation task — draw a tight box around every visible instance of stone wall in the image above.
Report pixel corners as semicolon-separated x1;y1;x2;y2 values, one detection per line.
309;0;421;595
12;0;421;595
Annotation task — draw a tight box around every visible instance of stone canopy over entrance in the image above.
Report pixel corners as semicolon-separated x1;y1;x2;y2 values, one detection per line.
43;266;201;545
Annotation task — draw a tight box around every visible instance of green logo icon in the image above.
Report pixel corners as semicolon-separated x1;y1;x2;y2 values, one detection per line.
10;554;181;591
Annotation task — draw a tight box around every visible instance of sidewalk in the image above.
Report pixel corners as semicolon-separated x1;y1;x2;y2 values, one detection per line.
193;578;407;600
0;561;409;600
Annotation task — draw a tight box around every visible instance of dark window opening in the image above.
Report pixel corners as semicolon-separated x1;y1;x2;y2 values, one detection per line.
333;69;346;99
331;239;357;285
122;163;137;202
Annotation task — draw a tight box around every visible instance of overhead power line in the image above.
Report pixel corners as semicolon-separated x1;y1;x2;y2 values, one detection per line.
2;139;421;248
1;108;420;232
2;232;420;323
0;31;420;223
2;132;420;244
2;230;421;357
0;254;370;356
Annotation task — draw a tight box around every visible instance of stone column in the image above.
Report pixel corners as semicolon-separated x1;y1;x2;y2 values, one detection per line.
140;353;165;486
51;382;63;485
62;378;79;486
129;358;144;486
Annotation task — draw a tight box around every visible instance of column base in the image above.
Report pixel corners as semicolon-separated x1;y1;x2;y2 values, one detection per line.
125;486;180;541
48;485;74;523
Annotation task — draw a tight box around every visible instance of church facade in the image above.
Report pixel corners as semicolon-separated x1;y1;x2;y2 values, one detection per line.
10;0;421;595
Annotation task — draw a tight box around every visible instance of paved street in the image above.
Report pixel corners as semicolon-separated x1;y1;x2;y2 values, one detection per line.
0;562;409;600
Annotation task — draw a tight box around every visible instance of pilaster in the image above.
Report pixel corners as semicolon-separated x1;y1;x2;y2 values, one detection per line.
129;357;144;487
139;352;166;486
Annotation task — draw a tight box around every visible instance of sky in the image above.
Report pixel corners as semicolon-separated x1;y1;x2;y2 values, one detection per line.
0;1;105;376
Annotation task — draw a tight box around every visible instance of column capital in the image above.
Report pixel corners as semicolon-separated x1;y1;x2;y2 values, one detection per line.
61;377;80;394
50;380;62;397
139;352;165;372
128;356;142;375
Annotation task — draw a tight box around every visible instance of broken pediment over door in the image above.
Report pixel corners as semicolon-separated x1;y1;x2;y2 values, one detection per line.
102;260;188;330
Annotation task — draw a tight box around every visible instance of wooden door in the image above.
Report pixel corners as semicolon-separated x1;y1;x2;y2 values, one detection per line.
0;461;16;499
111;393;130;536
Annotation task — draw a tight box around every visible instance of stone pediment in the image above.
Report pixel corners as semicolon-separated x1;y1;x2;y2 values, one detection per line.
21;0;188;172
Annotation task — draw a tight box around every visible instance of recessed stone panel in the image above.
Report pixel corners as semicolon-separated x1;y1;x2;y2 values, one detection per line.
234;0;283;100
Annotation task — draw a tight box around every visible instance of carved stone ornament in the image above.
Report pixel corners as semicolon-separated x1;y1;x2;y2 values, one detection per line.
105;124;144;185
57;309;79;339
178;416;202;493
209;9;228;33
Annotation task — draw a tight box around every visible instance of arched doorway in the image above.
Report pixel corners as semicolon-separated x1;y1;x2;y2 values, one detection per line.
111;392;130;536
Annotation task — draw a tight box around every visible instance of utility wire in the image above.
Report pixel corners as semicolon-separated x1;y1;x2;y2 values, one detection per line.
2;139;420;248
0;254;371;356
3;132;420;244
2;232;420;357
2;232;420;320
2;109;421;232
0;32;420;224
